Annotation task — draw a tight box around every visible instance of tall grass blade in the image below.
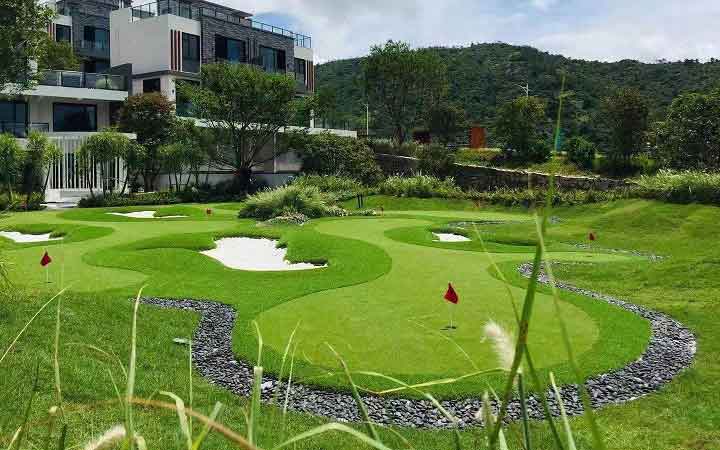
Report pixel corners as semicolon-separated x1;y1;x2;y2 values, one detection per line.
248;366;263;447
518;373;532;450
273;321;300;404
524;352;565;450
125;287;146;450
272;423;394;450
0;289;67;366
188;338;193;437
12;360;41;450
550;373;578;450
160;391;193;450
54;295;64;418
326;344;381;443
192;402;223;450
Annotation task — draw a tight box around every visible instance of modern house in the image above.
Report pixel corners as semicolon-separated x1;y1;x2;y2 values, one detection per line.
1;0;353;203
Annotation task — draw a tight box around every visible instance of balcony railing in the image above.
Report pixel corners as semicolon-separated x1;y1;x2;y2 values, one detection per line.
0;122;50;138
39;70;126;91
80;40;110;51
130;1;312;48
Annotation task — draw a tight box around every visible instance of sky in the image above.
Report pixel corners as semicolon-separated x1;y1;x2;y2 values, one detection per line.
220;0;720;64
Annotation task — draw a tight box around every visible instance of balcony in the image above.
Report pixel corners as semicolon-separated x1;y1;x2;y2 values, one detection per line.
0;122;50;138
130;1;312;48
39;70;127;91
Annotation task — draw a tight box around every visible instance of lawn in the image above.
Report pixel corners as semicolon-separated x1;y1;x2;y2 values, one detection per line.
0;198;717;449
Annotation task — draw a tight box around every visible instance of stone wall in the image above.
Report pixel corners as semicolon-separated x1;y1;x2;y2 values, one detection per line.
374;154;629;191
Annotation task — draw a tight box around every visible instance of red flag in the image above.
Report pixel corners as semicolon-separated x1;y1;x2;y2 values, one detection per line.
589;232;597;241
444;283;459;304
206;208;213;216
40;251;52;267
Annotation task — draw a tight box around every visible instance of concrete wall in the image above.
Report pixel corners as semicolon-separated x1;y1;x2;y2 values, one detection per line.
374;154;629;191
110;8;201;75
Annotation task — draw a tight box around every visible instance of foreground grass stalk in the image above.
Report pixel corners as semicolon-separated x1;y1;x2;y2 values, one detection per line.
489;220;544;448
12;361;41;450
517;373;531;450
125;287;145;450
54;296;64;419
550;373;578;450
524;352;565;450
327;344;382;443
0;289;67;366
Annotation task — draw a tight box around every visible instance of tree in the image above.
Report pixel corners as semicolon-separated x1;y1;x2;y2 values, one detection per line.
21;131;61;206
363;41;448;144
426;102;468;145
178;63;305;192
0;134;25;196
417;144;457;178
602;87;649;165
563;136;596;170
119;141;146;195
0;0;55;91
118;93;177;191
494;96;549;162
295;132;383;185
654;89;720;170
37;40;81;71
78;130;131;196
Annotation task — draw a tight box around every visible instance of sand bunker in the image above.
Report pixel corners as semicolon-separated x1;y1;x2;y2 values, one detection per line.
107;211;187;219
201;237;326;271
0;231;63;243
432;232;471;242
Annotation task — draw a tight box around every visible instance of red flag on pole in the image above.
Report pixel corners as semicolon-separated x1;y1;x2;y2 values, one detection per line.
40;251;52;267
444;283;459;304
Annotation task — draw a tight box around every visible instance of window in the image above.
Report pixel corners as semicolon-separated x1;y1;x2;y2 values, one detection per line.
215;35;247;63
294;58;306;84
0;101;28;137
143;78;161;93
259;46;286;73
56;24;71;43
83;26;109;50
84;59;110;73
53;103;97;132
182;33;200;73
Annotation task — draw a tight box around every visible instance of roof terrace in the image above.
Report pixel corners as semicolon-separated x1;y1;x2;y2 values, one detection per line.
130;0;312;49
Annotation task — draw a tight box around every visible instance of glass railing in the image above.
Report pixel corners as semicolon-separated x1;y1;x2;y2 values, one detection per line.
130;1;312;49
80;40;111;51
39;70;126;91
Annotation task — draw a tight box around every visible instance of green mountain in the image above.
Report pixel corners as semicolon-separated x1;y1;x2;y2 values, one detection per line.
316;42;720;145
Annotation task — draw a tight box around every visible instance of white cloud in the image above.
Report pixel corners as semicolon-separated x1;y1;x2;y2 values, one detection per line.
213;0;720;63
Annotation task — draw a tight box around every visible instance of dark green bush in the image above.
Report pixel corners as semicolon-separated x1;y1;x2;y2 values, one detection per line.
367;138;394;155
0;192;44;211
78;192;182;208
468;187;633;208
563;137;596;170
296;133;383;185
378;175;464;198
633;170;720;205
416;144;457;178
292;175;365;201
238;185;344;220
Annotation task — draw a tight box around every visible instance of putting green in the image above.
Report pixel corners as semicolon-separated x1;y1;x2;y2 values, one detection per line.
1;204;650;397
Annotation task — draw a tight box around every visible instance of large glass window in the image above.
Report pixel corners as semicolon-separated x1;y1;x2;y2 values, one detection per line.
143;78;161;93
56;24;72;43
215;35;247;63
0;101;28;137
260;46;286;73
53;103;97;132
83;26;109;50
182;33;200;73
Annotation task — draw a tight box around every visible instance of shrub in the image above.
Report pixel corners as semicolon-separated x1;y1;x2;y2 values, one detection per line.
378;175;464;198
263;212;309;226
416;144;457;178
468;187;633;207
367;138;394;155
633;170;720;205
0;191;44;211
564;137;597;170
292;175;364;201
78;192;182;208
238;185;344;220
396;141;420;157
296;133;383;185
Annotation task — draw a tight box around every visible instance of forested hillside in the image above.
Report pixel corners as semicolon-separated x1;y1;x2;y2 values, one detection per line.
317;42;720;145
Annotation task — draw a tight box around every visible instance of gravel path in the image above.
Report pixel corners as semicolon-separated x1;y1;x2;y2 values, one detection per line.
140;263;695;429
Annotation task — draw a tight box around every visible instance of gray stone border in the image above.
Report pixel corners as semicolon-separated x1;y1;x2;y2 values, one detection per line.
140;263;695;429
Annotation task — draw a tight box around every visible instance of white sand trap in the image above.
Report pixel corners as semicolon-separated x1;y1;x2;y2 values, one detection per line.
201;237;326;271
107;211;187;219
433;232;471;242
0;231;63;243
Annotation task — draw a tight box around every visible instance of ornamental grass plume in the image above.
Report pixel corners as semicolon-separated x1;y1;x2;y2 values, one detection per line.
484;320;515;372
83;425;126;450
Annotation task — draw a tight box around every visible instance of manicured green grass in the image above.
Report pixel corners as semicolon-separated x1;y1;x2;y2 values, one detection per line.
1;198;717;449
